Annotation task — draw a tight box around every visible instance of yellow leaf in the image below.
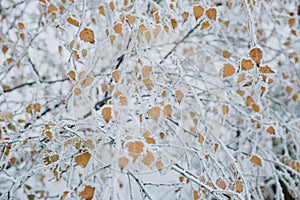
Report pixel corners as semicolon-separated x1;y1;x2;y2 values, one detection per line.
216;178;226;189
142;151;154;166
222;50;231;58
148;106;160;122
144;31;151;43
0;112;13;120
249;47;263;65
143;77;153;91
68;71;76;80
33;103;41;112
175;90;184;103
223;63;235;78
118;156;129;169
79;185;95;200
193;5;204;20
112;69;120;83
206;8;217;20
75;152;91;168
250;155;262;166
222;104;229;115
241;59;254;70
102;107;112;123
194;190;200;200
79;28;95;43
171;19;177;29
127;141;144;159
163;104;172;118
74;87;81;95
67;17;79;27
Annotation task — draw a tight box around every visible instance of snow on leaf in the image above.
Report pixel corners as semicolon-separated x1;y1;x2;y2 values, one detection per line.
216;178;226;189
250;155;262;166
75;151;91;168
79;185;95;200
0;112;13;121
182;11;189;22
79;28;95;43
156;160;163;171
206;8;217;20
74;87;81;95
249;47;263;65
142;65;152;78
102;107;112;123
142;151;154;166
193;5;204;20
82;76;94;87
143;77;153;91
118;156;129;169
223;63;235;78
252;103;260;112
241;59;254;70
147;106;160;122
127;141;144;159
67;17;79;27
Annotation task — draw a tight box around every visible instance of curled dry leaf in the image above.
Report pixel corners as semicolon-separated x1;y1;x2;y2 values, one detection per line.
249;47;263;65
193;5;204;20
79;28;95;44
102;107;112;123
118;156;129;169
250;155;262;166
148;106;160;122
127;141;144;159
223;63;235;78
79;185;95;200
75;151;91;168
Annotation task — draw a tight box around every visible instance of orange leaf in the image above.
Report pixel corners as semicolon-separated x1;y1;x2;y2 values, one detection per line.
193;5;204;20
250;155;262;166
142;151;154;166
222;104;229;115
82;76;94;87
144;31;151;43
246;96;254;106
102;107;112;123
67;17;79;27
99;5;105;16
236;180;243;193
75;152;91;168
156;160;163;171
259;65;274;73
109;1;115;11
222;50;231;58
171;19;177;29
194;190;200;200
18;22;25;29
127;141;144;159
118;156;129;169
201;21;210;30
249;47;263;65
252;103;260;112
267;126;275;134
74;87;81;95
223;63;235;78
182;11;189;22
148;106;160;122
175;90;184;103
114;23;123;36
216;178;226;189
206;8;217;20
163;104;172;118
79;185;95;200
241;59;254;70
126;14;135;24
112;69;120;83
79;28;95;43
